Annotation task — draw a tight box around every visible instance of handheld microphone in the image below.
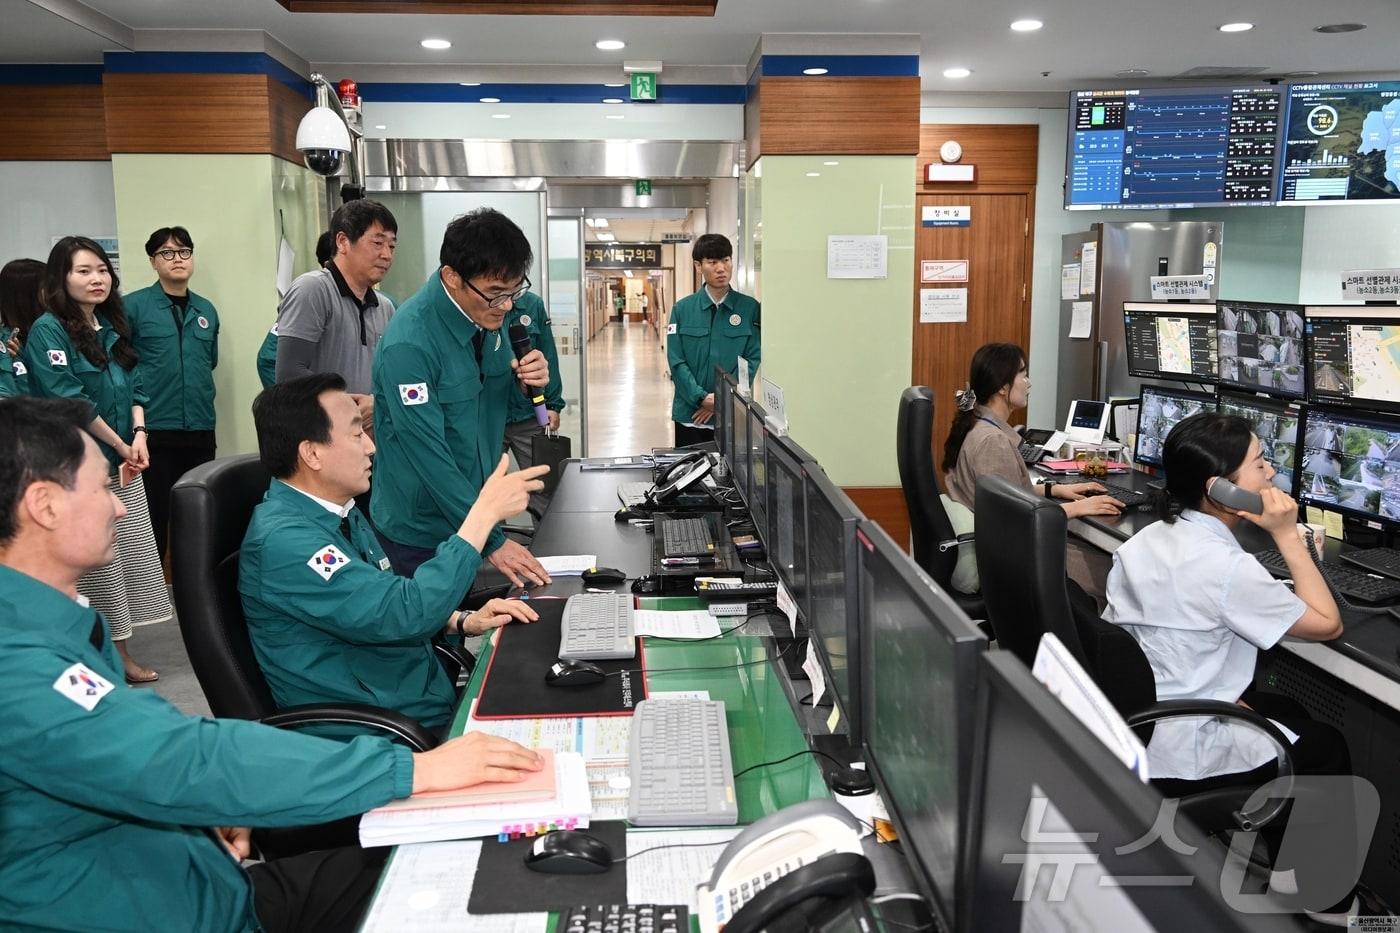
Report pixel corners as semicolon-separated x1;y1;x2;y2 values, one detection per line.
508;323;550;428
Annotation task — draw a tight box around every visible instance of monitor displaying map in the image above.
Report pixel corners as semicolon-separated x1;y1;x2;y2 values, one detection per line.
1217;300;1306;399
1280;81;1400;202
1217;391;1304;495
1123;302;1218;383
1299;406;1400;525
1134;384;1218;468
1307;306;1400;415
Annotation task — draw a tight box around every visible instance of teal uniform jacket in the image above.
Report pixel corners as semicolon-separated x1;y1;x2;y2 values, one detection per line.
257;324;278;388
124;283;219;431
371;273;514;552
504;292;565;424
666;289;761;423
0;564;414;933
240;481;479;730
0;326;27;395
24;312;148;467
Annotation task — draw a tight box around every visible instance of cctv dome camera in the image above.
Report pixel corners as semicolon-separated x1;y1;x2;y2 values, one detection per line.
295;106;352;177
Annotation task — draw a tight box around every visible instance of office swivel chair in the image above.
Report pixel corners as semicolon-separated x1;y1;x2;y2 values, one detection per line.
973;475;1295;836
896;386;984;619
170;454;462;751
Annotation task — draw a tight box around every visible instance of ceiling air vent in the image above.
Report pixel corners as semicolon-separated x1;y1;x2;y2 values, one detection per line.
1170;66;1271;80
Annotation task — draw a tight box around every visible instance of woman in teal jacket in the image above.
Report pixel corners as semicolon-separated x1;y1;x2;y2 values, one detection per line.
0;257;44;396
24;237;170;683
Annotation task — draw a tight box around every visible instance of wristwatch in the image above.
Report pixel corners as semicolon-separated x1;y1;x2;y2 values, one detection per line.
132;426;148;435
1041;481;1056;499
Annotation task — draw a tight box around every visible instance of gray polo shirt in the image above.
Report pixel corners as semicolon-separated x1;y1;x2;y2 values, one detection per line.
275;262;395;394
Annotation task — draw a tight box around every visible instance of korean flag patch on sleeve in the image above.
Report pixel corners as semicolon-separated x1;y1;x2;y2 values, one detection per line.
666;323;677;335
47;350;67;367
399;383;429;406
12;361;26;376
53;663;114;711
308;543;352;581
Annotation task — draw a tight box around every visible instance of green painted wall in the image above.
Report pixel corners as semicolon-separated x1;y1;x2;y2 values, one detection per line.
112;153;324;455
748;156;915;486
1167;205;1304;303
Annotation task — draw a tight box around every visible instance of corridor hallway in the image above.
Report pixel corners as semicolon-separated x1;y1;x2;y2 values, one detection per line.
586;321;675;457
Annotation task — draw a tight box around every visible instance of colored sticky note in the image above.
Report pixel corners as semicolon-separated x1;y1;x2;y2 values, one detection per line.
1323;510;1344;540
826;705;841;733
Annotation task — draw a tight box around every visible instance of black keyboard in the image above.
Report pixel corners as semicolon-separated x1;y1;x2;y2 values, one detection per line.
1252;548;1400;604
1340;547;1400;581
1102;482;1152;509
661;516;716;558
561;904;689;933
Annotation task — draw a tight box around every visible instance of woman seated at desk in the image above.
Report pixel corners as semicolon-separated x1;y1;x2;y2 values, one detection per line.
942;342;1123;519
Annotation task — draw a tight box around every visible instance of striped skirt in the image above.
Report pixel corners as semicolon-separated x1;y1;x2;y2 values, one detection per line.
78;472;173;641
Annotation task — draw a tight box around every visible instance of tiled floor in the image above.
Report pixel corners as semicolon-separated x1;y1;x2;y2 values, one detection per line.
585;321;675;457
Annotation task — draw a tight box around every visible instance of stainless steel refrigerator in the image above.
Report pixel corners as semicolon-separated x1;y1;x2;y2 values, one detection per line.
1055;221;1223;415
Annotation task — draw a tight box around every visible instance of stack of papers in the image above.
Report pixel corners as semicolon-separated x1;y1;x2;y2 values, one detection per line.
634;609;721;639
359;751;592;846
537;555;597;576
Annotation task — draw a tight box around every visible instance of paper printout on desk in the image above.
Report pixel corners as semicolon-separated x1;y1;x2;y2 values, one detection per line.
537;554;598;576
466;702;631;763
634;609;722;639
626;828;743;911
359;840;548;933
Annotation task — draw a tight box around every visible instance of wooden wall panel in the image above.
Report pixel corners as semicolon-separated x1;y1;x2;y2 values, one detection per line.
755;76;919;158
845;487;911;551
268;78;315;166
911;193;1034;479
105;73;287;156
917;124;1039;192
0;85;109;160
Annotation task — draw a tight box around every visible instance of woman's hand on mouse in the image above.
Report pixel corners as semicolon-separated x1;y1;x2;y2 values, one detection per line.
411;732;543;793
456;598;538;635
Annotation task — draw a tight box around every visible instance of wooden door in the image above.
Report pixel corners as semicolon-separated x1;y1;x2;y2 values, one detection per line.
911;192;1032;479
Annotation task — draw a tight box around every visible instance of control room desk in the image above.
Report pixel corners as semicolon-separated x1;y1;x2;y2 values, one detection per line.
361;459;830;927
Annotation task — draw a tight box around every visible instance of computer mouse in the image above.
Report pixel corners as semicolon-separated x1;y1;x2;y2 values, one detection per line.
615;507;648;522
523;830;614;874
545;659;606;687
581;566;627;585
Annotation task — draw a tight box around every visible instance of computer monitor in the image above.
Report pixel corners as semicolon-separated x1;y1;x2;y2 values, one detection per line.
802;466;862;739
1298;405;1400;526
746;401;769;546
715;368;737;461
1123;302;1218;383
1306;305;1400;415
858;520;986;930
1217;300;1306;399
729;391;752;507
962;652;1300;933
1133;384;1218;468
1216;391;1305;496
1280;80;1400;203
765;433;817;604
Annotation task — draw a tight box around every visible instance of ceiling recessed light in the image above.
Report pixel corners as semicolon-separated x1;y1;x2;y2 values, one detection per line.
604;82;626;87
1010;19;1043;31
459;81;480;87
1314;22;1366;33
597;233;616;241
802;67;829;75
1218;22;1253;32
479;96;501;103
1115;68;1150;78
1283;70;1320;77
491;113;511;119
805;172;821;177
823;160;840;166
373;124;387;130
595;39;626;51
420;38;451;50
606;114;625;120
942;67;972;79
603;97;625;104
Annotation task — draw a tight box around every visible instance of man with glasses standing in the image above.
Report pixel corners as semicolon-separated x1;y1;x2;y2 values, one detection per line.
125;226;219;559
370;209;554;588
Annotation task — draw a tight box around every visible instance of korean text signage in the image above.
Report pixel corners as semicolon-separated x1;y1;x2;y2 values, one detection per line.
585;243;662;269
1342;269;1400;301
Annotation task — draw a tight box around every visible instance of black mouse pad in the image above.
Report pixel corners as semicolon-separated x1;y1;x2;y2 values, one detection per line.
473;598;647;719
468;821;628;914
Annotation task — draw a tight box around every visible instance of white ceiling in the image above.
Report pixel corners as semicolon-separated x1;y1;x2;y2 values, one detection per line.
9;0;1400;93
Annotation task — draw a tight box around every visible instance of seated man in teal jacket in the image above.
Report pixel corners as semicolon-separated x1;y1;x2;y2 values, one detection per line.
241;373;546;733
0;396;542;933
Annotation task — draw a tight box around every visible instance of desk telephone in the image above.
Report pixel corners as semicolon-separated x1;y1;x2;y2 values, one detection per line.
650;451;715;504
697;799;875;933
1018;428;1066;465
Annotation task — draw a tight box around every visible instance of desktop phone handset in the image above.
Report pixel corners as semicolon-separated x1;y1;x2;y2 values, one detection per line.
1205;476;1265;515
649;451;714;505
696;798;868;933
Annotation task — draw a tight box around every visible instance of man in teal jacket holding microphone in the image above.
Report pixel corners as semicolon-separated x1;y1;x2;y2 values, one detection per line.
0;396;542;932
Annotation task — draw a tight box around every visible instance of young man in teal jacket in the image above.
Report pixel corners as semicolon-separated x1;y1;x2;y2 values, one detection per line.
240;373;544;732
666;234;760;447
0;396;542;932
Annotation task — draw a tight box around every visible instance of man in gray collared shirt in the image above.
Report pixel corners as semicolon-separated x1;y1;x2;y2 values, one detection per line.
276;199;398;434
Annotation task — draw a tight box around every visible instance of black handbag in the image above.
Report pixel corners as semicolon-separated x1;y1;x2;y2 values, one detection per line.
530;431;571;496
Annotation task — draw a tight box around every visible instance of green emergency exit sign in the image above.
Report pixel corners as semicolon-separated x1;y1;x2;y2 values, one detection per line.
635;179;653;196
630;72;657;101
